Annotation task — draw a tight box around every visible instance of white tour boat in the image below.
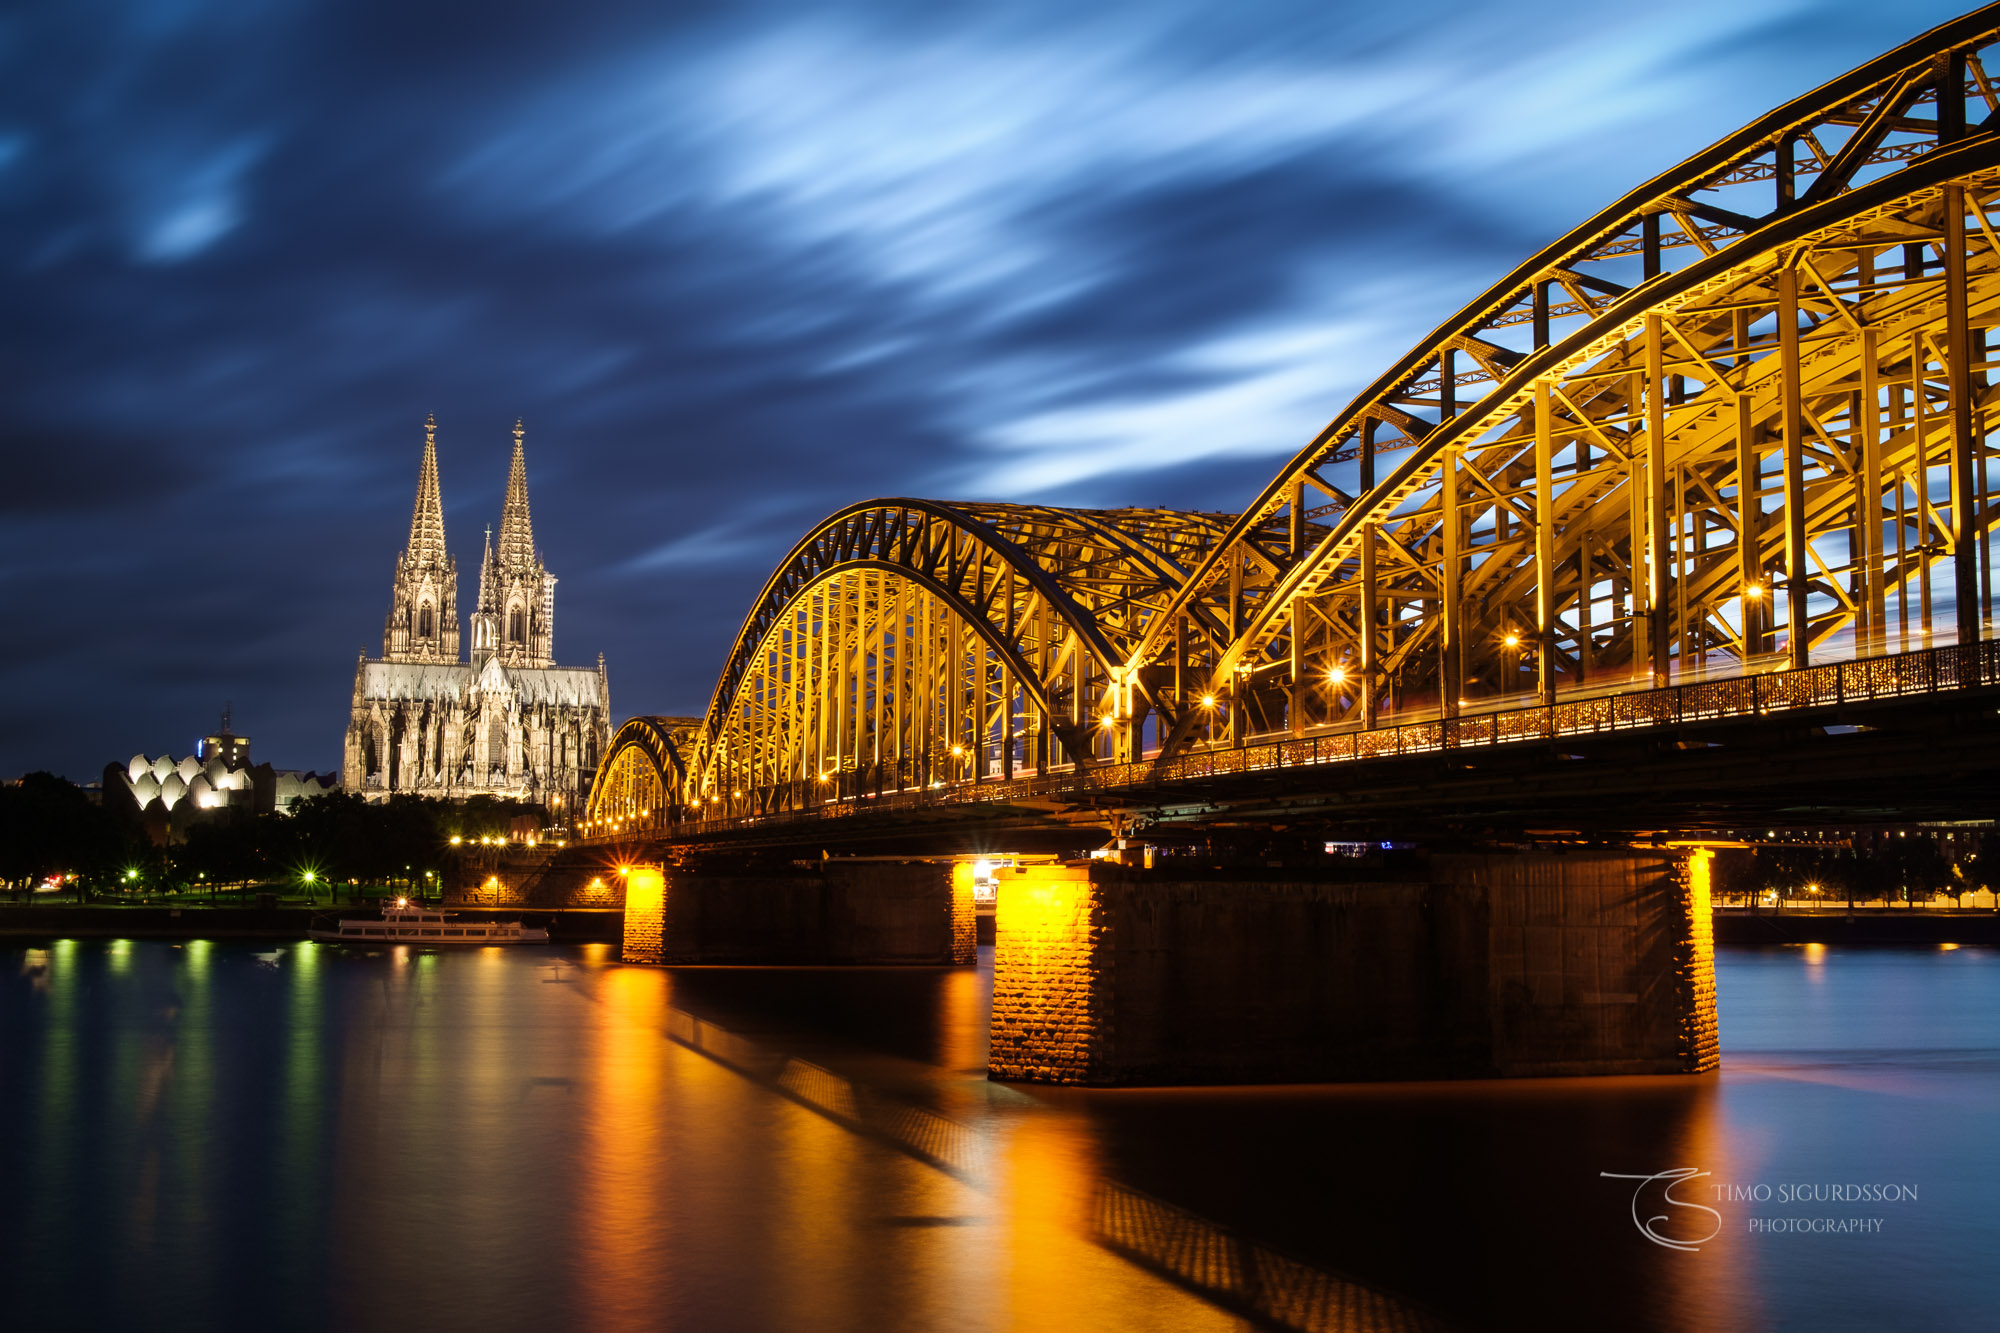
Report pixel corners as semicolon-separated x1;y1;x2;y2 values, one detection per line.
309;899;550;946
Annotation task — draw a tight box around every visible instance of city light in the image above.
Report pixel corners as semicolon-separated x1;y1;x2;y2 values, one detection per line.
1100;714;1116;729
1327;667;1346;684
449;835;462;845
1201;695;1216;708
1502;633;1520;648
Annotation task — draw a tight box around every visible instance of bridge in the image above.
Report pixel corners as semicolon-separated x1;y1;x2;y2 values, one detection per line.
567;8;2000;1087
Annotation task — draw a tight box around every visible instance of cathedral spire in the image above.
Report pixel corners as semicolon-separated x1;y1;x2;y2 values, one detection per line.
496;419;536;570
406;413;448;563
382;413;459;664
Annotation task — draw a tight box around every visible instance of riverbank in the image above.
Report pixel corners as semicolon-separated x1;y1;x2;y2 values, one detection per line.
1713;907;2000;945
0;904;624;941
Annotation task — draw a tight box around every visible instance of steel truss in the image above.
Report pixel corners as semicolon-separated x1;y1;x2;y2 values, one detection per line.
585;715;695;830
1128;5;2000;754
588;5;2000;827
632;500;1249;821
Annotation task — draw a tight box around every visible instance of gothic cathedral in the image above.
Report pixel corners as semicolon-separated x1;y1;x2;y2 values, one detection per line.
344;417;612;821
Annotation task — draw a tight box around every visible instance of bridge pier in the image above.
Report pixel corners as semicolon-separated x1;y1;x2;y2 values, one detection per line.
988;849;1718;1086
620;858;975;966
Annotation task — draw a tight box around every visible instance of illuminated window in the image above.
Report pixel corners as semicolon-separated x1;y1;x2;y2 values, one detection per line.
508;607;525;643
418;604;434;638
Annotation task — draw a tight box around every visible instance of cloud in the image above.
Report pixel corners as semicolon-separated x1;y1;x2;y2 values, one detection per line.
0;0;1973;777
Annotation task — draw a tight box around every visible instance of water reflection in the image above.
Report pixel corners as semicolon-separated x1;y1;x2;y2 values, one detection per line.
579;966;670;1332
0;941;1994;1330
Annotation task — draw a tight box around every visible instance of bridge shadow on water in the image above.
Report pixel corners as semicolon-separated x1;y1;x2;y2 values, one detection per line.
653;963;1451;1332
648;953;1755;1333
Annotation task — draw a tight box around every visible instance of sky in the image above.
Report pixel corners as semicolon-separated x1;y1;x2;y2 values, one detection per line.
0;0;1974;781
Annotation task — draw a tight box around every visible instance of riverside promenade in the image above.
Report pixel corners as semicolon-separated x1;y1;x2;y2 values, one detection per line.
0;903;622;940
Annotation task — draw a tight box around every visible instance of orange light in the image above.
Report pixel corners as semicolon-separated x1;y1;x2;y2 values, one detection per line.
1503;633;1520;648
1200;694;1216;708
1326;667;1346;684
1099;714;1116;729
1744;584;1763;600
951;745;964;757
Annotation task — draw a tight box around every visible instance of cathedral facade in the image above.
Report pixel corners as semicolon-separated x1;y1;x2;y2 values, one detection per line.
343;417;611;822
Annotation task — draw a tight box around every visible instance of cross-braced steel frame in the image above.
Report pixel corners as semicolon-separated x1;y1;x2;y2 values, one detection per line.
585;715;695;829
587;5;2000;830
1126;4;2000;756
589;501;1253;824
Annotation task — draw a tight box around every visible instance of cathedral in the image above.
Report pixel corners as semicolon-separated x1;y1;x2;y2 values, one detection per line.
343;417;611;822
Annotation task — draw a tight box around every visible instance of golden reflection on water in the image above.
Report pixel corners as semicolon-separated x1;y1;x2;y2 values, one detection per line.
999;1108;1242;1331
580;965;671;1332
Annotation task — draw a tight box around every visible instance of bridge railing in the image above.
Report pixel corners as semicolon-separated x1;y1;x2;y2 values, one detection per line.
600;640;2000;841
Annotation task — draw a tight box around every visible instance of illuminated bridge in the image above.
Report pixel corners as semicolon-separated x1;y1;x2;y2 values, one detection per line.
571;8;2000;1086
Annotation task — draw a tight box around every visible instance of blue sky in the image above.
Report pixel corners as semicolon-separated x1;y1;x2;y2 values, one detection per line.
0;0;1972;778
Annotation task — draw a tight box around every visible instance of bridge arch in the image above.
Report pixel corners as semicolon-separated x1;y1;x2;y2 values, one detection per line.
582;715;696;832
682;499;1241;815
1125;5;2000;754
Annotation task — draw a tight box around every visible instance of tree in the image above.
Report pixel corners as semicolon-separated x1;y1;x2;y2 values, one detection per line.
0;773;140;896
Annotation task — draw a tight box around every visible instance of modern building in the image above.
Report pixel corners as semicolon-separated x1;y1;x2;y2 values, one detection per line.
343;417;611;822
104;714;338;844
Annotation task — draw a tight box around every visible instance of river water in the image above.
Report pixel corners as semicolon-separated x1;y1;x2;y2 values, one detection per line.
1;939;1994;1332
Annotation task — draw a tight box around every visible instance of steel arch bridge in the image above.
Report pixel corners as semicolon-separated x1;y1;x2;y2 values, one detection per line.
587;715;696;831
587;5;2000;833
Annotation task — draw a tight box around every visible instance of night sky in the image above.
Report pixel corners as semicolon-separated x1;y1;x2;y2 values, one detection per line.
2;0;1964;781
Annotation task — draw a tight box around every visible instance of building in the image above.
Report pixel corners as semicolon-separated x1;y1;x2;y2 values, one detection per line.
104;712;339;844
343;417;611;823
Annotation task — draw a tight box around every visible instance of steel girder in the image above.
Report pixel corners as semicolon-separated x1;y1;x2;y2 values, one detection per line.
1124;4;2000;755
582;714;695;830
681;499;1247;816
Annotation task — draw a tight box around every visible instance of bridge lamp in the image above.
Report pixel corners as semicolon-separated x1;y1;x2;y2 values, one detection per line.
449;835;462;846
951;745;964;757
1200;695;1216;709
732;790;742;798
1326;667;1346;685
1100;714;1116;730
1744;583;1764;600
1502;633;1521;649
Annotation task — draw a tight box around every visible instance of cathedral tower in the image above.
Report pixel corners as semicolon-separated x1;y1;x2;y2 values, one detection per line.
471;420;557;669
348;413;607;822
382;415;460;664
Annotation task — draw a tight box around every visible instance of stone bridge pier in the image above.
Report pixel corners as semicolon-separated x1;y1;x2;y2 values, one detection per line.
621;857;976;966
988;849;1719;1085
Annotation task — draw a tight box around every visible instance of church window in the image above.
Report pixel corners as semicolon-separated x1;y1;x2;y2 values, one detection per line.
418;605;434;638
509;607;525;643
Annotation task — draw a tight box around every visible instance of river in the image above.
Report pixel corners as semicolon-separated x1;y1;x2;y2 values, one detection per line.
2;939;1994;1331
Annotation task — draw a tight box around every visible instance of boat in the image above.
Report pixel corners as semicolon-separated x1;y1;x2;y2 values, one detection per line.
309;899;550;945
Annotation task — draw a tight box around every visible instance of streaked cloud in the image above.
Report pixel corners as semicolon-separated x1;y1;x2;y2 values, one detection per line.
0;0;1971;775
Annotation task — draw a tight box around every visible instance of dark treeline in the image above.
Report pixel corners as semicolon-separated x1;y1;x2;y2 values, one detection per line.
1716;835;2000;904
0;772;137;890
2;774;543;898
